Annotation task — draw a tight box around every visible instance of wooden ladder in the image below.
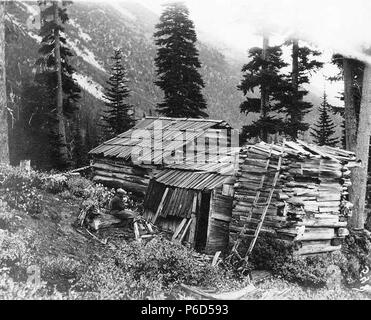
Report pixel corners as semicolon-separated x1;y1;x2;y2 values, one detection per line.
230;140;286;265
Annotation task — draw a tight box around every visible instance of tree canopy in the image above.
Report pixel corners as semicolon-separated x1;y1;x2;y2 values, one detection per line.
154;2;207;118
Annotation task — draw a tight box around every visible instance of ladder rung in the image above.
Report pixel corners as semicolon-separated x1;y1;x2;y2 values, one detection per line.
235;233;255;241
239;227;257;234
253;202;269;207
248;219;264;225
233;250;243;260
241;233;255;238
255;187;265;192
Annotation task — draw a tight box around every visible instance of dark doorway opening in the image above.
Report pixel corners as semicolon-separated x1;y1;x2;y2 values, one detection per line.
194;192;211;252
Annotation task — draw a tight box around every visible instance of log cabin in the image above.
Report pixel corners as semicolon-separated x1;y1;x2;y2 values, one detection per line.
88;116;236;196
89;116;239;254
89;117;358;256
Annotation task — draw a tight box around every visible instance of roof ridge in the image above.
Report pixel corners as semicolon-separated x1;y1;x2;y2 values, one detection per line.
144;116;224;123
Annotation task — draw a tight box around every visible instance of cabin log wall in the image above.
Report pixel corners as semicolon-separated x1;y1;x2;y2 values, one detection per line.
91;158;154;195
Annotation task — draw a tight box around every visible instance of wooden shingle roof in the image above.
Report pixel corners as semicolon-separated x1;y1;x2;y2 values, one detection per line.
89;117;236;170
154;169;231;190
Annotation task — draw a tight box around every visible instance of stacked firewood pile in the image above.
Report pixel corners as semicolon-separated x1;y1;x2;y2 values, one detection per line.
231;140;358;255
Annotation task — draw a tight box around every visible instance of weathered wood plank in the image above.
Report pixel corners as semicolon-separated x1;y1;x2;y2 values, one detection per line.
295;244;341;255
172;218;187;241
152;188;169;224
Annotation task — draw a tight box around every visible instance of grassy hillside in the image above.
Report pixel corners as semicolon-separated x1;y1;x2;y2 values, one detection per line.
0;164;368;300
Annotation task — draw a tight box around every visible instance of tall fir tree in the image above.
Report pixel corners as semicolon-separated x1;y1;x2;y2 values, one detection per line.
0;2;8;164
329;54;367;230
310;91;339;147
71;113;88;167
17;81;56;169
238;37;287;142
101;49;134;139
330;54;364;152
154;2;207;118
33;0;81;169
274;40;323;140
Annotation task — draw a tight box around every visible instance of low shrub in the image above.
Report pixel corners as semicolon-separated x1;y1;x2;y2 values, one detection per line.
78;184;116;220
1;186;43;218
73;258;164;299
40;174;67;194
249;233;295;271
66;176;93;198
0;165;44;217
0;272;65;300
59;190;73;200
248;233;349;288
0;164;43;191
39;256;85;292
0;200;16;230
276;253;347;287
340;230;371;285
0;164;138;218
118;237;221;288
74;237;225;299
0;229;37;282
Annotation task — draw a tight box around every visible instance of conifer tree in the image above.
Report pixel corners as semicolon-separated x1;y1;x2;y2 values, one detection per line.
310;91;339;146
330;54;363;151
275;40;323;140
34;0;80;169
154;2;207;118
71;113;88;167
18;81;56;169
101;49;134;139
0;2;8;164
238;38;287;142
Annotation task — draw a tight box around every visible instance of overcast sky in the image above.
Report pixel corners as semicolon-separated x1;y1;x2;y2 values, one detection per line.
133;0;371;60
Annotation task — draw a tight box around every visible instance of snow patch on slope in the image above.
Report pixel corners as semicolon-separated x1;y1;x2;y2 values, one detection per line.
27;30;42;43
69;19;92;42
68;38;106;73
74;73;105;101
110;3;137;21
6;12;41;43
19;1;39;16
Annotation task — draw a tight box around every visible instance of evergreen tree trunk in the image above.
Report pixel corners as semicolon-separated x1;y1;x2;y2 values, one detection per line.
350;63;371;230
344;58;361;227
343;58;358;152
291;39;299;140
53;1;68;165
0;3;9;164
260;36;269;142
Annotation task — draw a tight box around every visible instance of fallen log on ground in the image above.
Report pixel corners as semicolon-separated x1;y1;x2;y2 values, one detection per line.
89;213;124;230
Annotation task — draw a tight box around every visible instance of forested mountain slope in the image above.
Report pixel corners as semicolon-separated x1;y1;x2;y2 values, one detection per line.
6;1;340;152
6;1;247;151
